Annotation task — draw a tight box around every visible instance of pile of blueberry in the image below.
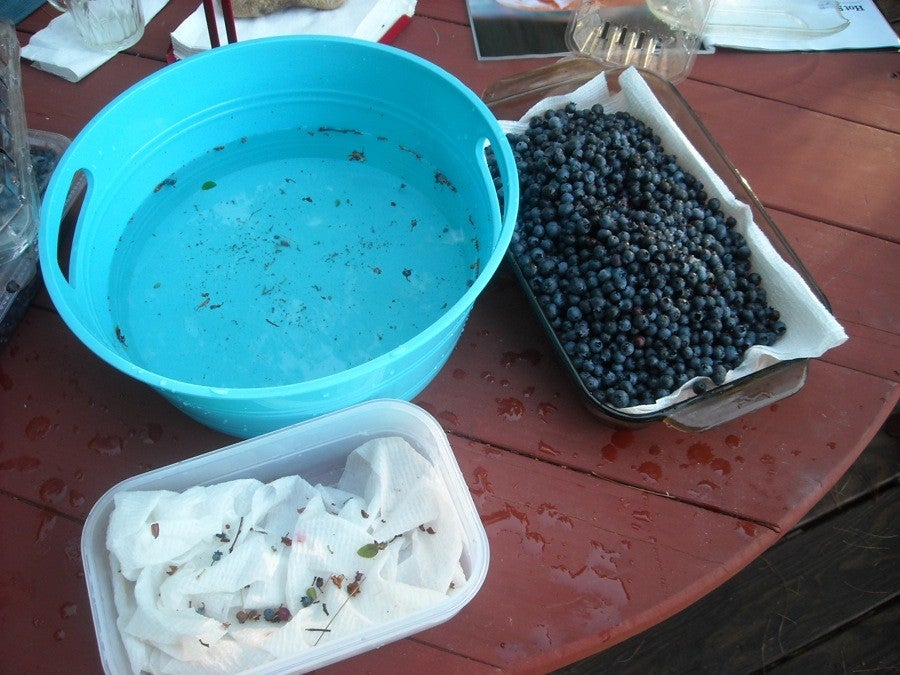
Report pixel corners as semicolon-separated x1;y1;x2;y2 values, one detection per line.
494;102;785;409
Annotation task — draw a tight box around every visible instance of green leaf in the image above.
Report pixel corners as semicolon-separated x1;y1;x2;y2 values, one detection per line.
357;542;380;558
201;180;217;190
306;587;317;601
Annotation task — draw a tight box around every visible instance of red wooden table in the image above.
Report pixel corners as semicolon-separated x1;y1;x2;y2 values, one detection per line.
3;2;898;672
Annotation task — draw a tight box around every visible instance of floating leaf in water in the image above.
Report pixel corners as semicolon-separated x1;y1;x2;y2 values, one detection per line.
201;180;217;190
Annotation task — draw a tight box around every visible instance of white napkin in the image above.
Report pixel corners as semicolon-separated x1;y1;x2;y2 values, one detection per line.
20;0;169;83
170;0;416;60
106;436;465;673
500;67;848;414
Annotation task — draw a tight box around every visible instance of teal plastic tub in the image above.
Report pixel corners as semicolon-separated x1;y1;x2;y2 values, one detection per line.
39;36;518;437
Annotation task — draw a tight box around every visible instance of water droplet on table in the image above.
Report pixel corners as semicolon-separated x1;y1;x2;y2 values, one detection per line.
537;440;559;456
438;410;459;427
496;397;524;421
470;466;494;496
637;461;662;481
88;434;123;456
39;478;66;504
36;512;57;544
0;456;41;471
687;442;714;465
611;429;634;448
25;416;52;441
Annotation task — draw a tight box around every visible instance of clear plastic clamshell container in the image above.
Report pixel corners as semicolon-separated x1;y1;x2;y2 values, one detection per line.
484;62;834;431
0;22;39;266
1;129;73;348
566;0;716;83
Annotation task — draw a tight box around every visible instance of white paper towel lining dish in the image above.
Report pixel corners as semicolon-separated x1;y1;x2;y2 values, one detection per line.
499;67;847;415
81;400;489;674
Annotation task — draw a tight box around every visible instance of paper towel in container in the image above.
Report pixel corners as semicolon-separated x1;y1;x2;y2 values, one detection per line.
81;400;489;674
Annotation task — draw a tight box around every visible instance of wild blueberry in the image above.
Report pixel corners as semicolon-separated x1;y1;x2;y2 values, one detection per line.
490;100;785;407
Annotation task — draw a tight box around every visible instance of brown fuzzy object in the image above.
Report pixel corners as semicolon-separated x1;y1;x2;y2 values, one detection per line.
232;0;345;19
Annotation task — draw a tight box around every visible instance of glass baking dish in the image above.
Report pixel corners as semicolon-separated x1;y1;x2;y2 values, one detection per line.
483;60;834;431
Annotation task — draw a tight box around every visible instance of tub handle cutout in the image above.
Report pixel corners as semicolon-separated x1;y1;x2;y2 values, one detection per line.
38;165;90;308
479;128;520;245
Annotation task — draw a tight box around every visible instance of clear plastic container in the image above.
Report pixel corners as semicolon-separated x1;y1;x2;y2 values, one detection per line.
705;0;850;47
566;0;716;82
0;22;40;266
1;130;73;348
484;63;834;431
81;399;490;673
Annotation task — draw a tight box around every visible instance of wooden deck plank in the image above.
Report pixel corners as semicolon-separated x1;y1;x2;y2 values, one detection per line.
21;12;899;331
0;309;235;520
392;14;558;103
19;45;164;139
6;5;897;671
410;436;780;671
423;0;900;132
417;269;898;528
0;432;772;673
0;490;499;675
6;414;888;674
0;377;784;672
416;0;472;26
0;497;102;674
677;79;900;242
4;292;896;535
556;474;900;673
764;599;900;674
798;415;899;526
323;640;502;675
690;50;900;131
771;209;900;337
769;208;900;382
819;320;900;383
